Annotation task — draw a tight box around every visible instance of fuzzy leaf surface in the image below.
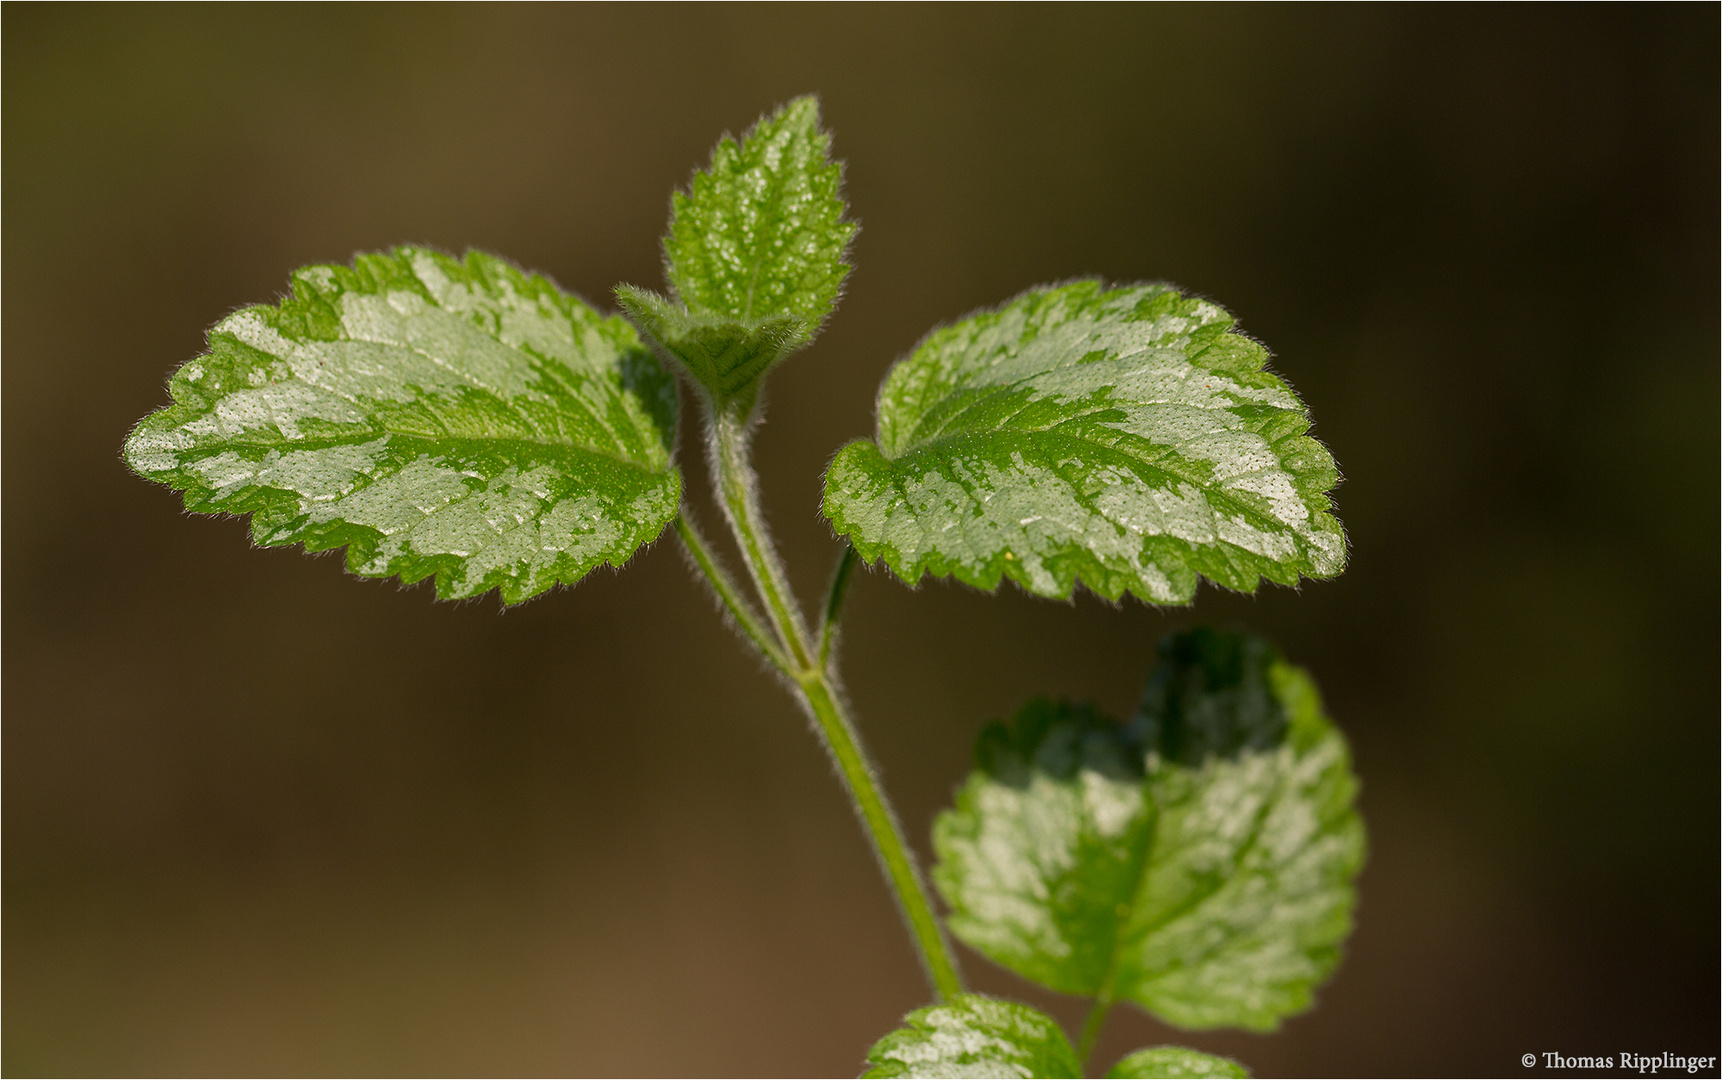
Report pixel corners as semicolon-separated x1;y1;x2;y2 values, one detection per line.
1106;1046;1249;1078
863;994;1081;1079
664;94;853;330
932;629;1364;1031
823;282;1345;603
124;247;680;603
614;284;803;413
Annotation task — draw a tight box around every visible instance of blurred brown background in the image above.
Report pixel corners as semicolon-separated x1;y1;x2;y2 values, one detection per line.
5;5;1717;1077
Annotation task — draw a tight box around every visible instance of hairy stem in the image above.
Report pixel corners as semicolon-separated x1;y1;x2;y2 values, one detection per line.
709;409;813;671
1077;996;1112;1067
798;673;964;1000
674;512;794;678
695;405;964;1001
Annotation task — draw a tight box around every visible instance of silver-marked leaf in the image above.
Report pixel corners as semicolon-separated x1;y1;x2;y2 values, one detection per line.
822;282;1345;603
1106;1046;1249;1079
664;94;854;330
932;629;1364;1032
863;994;1081;1079
124;247;680;603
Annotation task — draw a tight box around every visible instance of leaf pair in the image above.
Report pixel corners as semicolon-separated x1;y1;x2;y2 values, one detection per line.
866;629;1363;1076
865;994;1246;1079
125;96;1345;609
123;96;851;602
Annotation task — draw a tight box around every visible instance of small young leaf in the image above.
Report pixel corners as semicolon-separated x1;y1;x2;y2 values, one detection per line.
863;994;1082;1079
621;96;855;412
822;282;1345;603
614;285;804;415
1105;1046;1249;1079
124;247;681;603
932;629;1364;1032
665;94;854;330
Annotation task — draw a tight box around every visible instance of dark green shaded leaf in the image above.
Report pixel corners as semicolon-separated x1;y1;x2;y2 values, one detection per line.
124;247;680;603
932;629;1364;1031
863;994;1081;1079
823;282;1345;603
1105;1046;1249;1078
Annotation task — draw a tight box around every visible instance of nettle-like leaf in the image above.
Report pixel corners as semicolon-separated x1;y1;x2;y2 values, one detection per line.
932;629;1364;1031
665;94;853;330
822;282;1345;603
1105;1046;1249;1079
618;94;855;412
614;285;804;413
124;247;680;603
862;994;1247;1079
862;994;1082;1079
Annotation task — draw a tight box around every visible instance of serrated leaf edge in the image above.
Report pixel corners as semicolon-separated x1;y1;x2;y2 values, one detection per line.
125;245;683;605
821;279;1348;605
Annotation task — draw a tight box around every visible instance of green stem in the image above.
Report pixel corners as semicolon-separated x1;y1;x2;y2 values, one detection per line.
674;513;794;678
1077;996;1112;1069
698;406;964;1001
817;542;858;670
798;674;964;1000
710;409;813;670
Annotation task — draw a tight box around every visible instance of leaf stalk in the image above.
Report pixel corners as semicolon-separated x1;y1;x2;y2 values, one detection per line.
673;513;794;678
817;542;858;670
709;409;815;671
1077;995;1112;1067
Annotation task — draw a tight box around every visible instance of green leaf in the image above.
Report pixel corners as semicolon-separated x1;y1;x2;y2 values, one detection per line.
665;94;854;330
614;285;803;415
124;246;681;604
1105;1046;1249;1079
931;629;1364;1032
822;282;1345;603
863;994;1081;1079
621;95;855;412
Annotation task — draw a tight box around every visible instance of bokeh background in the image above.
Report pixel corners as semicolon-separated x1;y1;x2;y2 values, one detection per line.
5;6;1716;1077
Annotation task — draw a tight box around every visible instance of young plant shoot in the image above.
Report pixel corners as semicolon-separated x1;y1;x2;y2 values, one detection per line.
125;96;1360;1078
